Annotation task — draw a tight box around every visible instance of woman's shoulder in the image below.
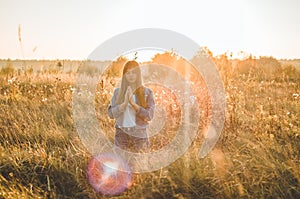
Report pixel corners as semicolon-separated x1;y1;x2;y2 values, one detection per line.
143;87;153;95
113;87;120;93
112;87;120;96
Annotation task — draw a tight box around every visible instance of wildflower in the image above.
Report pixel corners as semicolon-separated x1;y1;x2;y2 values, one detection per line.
190;95;196;104
8;77;16;84
42;98;48;102
292;93;299;99
88;91;94;97
102;90;108;95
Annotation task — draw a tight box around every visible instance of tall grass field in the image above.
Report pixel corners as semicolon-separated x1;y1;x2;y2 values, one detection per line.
0;54;299;198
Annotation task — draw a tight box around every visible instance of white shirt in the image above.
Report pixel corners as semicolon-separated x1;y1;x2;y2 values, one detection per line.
122;95;136;127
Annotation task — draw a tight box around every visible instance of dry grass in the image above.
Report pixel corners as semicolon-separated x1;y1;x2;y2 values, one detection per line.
0;57;299;198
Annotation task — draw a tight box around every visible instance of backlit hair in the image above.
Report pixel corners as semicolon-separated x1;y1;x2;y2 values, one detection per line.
116;60;146;108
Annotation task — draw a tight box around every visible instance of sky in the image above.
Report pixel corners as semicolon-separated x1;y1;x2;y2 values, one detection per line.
0;0;300;60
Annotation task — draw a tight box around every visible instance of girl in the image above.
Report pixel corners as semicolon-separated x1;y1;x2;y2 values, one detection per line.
108;60;155;152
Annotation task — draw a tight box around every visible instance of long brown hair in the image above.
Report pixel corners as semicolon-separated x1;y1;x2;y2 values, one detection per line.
116;60;146;108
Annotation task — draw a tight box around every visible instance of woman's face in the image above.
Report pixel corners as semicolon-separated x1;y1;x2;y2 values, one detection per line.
125;69;137;84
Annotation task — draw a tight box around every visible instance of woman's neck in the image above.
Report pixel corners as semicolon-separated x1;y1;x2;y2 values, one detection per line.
128;84;135;90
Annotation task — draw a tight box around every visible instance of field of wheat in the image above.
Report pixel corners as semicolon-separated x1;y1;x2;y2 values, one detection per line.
0;55;299;199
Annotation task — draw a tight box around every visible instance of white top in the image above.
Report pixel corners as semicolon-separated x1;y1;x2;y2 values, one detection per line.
122;95;136;127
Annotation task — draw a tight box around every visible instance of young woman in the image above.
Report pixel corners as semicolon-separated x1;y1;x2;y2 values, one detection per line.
108;60;155;152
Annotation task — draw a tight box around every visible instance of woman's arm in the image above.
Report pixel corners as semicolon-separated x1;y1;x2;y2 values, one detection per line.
108;88;127;119
135;88;155;122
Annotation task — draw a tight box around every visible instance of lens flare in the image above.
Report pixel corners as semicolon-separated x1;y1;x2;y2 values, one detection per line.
87;153;132;196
